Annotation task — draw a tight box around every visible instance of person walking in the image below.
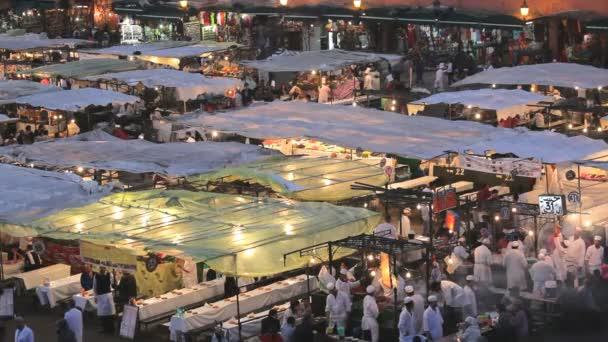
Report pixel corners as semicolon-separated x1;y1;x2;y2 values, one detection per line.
14;316;34;342
64;303;83;342
56;319;76;342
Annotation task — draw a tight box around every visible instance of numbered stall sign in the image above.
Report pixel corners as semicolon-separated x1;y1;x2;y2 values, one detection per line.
538;195;567;216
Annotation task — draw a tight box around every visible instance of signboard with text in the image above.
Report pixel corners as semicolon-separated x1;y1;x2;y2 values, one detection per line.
538;194;566;216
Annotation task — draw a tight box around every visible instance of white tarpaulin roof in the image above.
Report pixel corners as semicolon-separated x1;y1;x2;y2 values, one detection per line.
174;101;608;163
0;114;18;124
140;42;238;58
15;88;140;111
0;80;62;105
452;63;608;89
82;69;239;100
410;89;553;120
0;163;111;224
0;33;92;50
240;49;402;73
81;41;195;56
0;130;276;176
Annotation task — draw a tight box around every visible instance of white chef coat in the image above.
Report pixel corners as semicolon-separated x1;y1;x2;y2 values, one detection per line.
325;291;350;327
362;294;380;342
401;215;411;238
374;222;398;239
463;285;477;318
585;245;604;273
318;85;331;103
64;307;83;342
529;259;555;295
453;245;469;261
14;326;34;342
459;324;481;342
281;307;297;327
423;306;444;339
473;244;493;283
181;257;198;288
398;307;415;341
440;280;465;308
408;294;425;334
567;237;586;269
96;292;116;317
552;235;568;281
503;249;528;290
335;278;358;310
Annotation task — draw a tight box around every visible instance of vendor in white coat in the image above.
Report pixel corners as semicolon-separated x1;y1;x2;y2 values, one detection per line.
458;316;481;342
362;285;380;342
14;316;34;342
401;208;412;237
325;282;350;331
423;295;444;340
335;269;359;307
552;229;568;283
405;286;426;334
64;302;83;342
93;266;116;334
529;253;556;296
318;82;332;103
503;241;528;290
474;238;493;284
462;275;477;318
399;297;416;341
585;236;604;275
374;214;398;239
566;227;587;286
452;237;470;281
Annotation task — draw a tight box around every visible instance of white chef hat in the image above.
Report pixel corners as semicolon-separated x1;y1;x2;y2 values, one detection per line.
403;208;412;214
458;237;466;242
594;235;602;241
539;248;547;255
511;241;520;248
538;253;546;260
405;285;414;294
482;238;491;245
403;297;413;305
466;275;474;281
340;268;348;275
545;280;557;289
366;285;376;294
326;282;335;290
428;295;438;302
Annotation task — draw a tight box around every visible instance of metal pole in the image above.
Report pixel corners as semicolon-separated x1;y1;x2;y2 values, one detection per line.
392;249;398;334
306;263;311;301
577;164;582;227
533;215;538;256
328;241;333;278
427;200;433;296
234;254;242;342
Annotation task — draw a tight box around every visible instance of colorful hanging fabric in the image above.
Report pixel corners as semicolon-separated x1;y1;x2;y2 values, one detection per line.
217;12;225;26
201;11;211;26
210;12;216;26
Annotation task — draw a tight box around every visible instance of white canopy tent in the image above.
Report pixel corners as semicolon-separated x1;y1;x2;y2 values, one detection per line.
79;40;195;58
0;114;18;124
0;130;275;176
240;49;402;73
452;63;608;90
0;80;62;105
82;69;239;100
15;88;140;111
0;33;92;50
136;42;239;68
174;101;608;163
0;163;111;224
408;89;554;121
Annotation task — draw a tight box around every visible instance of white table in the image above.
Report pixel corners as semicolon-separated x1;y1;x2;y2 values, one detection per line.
73;290;98;311
35;273;82;308
1;260;24;279
12;264;71;290
222;303;290;341
137;278;225;321
169;275;318;339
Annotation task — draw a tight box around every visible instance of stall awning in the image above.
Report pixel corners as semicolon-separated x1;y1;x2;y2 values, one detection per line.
0;80;61;105
21;190;379;276
135;42;240;68
587;18;608;31
0;114;18;124
409;89;553;121
174;101;608;163
15;88;140;111
187;156;389;202
0;163;111;226
452;63;608;89
81;41;196;57
22;59;146;79
82;69;239;100
0;130;275;176
240;49;402;73
0;33;93;51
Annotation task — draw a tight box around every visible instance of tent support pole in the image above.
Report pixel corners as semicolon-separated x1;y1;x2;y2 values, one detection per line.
392;249;398;334
427;200;433;296
577;163;582;227
534;215;538;257
306;263;311;302
234;254;242;342
328;242;333;278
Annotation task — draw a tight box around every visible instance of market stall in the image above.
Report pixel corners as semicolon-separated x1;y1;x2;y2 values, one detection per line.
79;40;195;59
185;156;390;202
0;32;93;78
240;49;401;103
80;68;240;112
134;41;240;70
35;273;82;308
10;263;71;291
408;89;553;124
0;80;61;105
20;58;146;82
13;87;140;137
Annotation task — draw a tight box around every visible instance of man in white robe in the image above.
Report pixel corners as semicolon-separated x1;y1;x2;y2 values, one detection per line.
361;285;380;342
374;214;398;239
503;241;528;290
399;297;416;341
567;227;587;287
405;286;426;334
463;275;477;318
474;238;493;284
401;208;412;238
585;236;605;275
423;295;443;340
529;253;556;295
64;303;83;342
325;282;350;331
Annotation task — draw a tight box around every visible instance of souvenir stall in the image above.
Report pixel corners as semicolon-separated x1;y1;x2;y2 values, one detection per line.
408;89;553;124
113;3;195;43
14;88;140;137
0;33;92;78
199;9;251;45
133;41;240;70
240;49;400;103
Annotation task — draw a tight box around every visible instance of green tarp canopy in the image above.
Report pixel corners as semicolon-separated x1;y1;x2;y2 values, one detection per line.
22;58;145;79
17;190;379;277
187;156;389;202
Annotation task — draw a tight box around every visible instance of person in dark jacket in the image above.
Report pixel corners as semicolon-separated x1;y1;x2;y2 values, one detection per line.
113;271;137;310
260;309;282;341
56;319;76;342
292;314;314;342
80;264;95;291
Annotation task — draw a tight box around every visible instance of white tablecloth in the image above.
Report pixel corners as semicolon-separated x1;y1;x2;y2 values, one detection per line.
170;275;317;339
137;278;225;321
2;260;24;278
73;290;98;311
223;303;290;341
35;273;82;308
12;264;71;290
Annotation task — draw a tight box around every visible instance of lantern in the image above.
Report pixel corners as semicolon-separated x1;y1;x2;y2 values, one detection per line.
520;0;529;19
353;0;362;9
179;0;188;9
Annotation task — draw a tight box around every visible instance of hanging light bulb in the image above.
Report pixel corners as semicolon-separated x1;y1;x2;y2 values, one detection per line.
520;0;529;19
511;207;517;213
528;230;534;236
279;0;288;6
447;257;454;265
179;0;188;9
416;204;421;210
494;215;500;221
370;270;376;277
353;0;362;9
406;272;412;279
367;254;374;261
309;257;316;264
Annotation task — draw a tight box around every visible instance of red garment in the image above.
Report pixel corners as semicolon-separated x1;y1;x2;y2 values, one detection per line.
477;187;491;203
511;117;520;127
114;129;129;140
504;117;513;128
